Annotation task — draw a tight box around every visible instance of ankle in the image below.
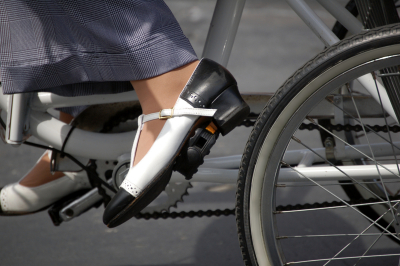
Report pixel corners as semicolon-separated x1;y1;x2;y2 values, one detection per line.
18;152;65;187
131;60;199;114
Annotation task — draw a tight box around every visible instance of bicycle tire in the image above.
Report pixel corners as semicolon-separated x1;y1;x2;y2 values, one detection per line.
237;23;400;266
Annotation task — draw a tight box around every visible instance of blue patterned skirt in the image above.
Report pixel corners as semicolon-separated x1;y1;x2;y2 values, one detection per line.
0;0;197;101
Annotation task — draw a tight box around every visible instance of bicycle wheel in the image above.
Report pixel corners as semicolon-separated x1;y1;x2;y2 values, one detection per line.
237;24;400;266
329;0;400;243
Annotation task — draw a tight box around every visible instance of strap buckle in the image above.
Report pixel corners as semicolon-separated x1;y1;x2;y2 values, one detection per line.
159;108;174;120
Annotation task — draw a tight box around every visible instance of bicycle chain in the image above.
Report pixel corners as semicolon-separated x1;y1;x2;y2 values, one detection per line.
299;122;400;133
135;208;235;220
127;113;400;220
237;113;400;133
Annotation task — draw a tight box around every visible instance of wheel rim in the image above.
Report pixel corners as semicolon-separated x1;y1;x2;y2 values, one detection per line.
250;46;400;265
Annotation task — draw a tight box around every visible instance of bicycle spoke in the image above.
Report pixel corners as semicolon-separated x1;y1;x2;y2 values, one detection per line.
276;199;400;214
286;254;400;265
323;202;399;266
307;118;400;179
354;219;395;266
347;80;399;225
278;232;396;239
377;73;400;77
325;97;400;153
279;180;400;187
291;135;386;203
370;74;400;174
280;161;400;241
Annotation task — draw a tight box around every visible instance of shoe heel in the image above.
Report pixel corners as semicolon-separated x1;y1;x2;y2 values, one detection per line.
210;85;250;136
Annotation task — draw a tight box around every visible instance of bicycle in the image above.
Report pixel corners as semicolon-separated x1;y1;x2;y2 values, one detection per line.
1;0;400;265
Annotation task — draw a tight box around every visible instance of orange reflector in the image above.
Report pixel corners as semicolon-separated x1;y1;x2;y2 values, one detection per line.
205;122;217;134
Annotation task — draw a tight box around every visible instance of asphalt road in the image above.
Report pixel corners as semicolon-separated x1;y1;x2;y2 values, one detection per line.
2;1;392;266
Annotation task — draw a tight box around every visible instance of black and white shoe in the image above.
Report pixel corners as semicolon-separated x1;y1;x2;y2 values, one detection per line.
0;152;91;215
103;58;250;228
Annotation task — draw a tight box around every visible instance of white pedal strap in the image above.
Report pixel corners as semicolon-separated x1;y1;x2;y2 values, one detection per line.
143;108;217;123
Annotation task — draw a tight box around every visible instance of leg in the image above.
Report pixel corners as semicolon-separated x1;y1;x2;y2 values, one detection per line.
19;112;74;187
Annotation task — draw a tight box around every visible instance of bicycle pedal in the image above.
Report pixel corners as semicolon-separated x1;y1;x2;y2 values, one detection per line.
47;189;92;226
174;122;219;180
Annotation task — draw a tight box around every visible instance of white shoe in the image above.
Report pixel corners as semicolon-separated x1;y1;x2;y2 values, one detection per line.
0;161;91;215
103;58;250;227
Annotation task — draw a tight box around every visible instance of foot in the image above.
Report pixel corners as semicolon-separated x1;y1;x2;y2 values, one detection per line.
131;60;200;167
0;151;91;215
103;59;250;227
0;111;89;215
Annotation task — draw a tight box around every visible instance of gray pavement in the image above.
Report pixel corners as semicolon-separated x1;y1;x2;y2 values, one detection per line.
2;1;394;265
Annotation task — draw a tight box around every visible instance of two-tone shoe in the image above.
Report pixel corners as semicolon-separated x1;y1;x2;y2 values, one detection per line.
0;153;91;215
103;58;250;228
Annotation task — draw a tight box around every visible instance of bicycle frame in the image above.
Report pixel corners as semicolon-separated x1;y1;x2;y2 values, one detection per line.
0;0;398;183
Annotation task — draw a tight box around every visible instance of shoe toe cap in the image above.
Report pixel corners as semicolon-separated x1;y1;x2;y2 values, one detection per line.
103;188;136;227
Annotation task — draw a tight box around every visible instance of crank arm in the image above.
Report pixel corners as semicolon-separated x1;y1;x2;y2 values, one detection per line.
58;179;115;223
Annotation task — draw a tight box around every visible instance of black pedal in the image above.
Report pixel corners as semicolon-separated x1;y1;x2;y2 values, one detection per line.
175;125;219;180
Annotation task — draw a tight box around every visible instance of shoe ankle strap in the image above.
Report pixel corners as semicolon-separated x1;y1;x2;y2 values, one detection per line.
142;108;217;123
129;107;217;168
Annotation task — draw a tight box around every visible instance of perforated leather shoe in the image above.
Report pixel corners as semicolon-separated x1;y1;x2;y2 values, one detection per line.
0;156;91;216
103;58;250;228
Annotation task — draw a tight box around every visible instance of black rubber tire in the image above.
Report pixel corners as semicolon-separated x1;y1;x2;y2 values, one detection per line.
236;23;400;266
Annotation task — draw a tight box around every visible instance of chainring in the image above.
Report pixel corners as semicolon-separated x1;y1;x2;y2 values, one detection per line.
142;180;193;213
112;159;193;213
